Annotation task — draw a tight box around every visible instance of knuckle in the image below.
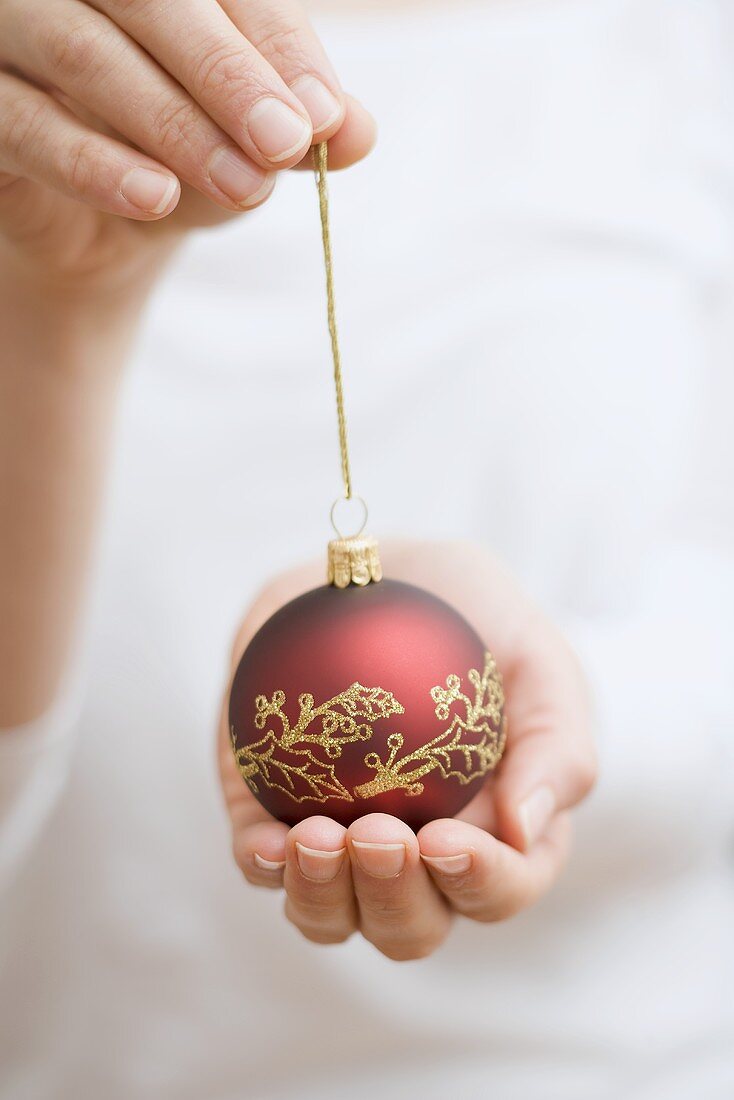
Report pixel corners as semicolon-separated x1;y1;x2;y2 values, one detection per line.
93;0;155;19
431;868;474;890
149;95;202;159
252;19;309;68
64;134;99;193
285;898;350;943
360;892;415;925
191;40;257;104
43;16;112;83
98;0;139;13
290;893;341;922
3;96;47;162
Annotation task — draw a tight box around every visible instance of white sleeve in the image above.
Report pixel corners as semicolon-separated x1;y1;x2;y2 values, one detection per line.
0;675;83;890
564;541;734;851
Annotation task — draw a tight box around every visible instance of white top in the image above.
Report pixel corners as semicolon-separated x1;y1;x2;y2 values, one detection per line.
2;1;733;1097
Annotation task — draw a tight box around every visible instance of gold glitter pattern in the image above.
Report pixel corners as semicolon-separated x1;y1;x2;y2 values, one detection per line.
232;652;505;805
230;728;354;804
354;652;506;798
231;683;404;804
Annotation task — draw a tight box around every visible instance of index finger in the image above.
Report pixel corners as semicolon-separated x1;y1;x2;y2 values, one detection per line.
221;0;345;141
486;615;596;852
90;0;313;167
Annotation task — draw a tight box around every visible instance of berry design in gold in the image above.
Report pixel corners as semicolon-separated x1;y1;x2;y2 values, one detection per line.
354;652;505;798
231;652;505;806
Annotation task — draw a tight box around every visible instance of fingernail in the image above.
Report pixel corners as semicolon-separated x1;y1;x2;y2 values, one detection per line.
518;786;556;848
351;840;406;878
248;97;312;163
421;852;473;876
295;843;345;882
289;75;342;133
121;167;178;214
208;147;274;208
254;853;286;871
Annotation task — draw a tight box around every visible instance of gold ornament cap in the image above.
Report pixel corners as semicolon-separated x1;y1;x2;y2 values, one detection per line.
327;536;383;588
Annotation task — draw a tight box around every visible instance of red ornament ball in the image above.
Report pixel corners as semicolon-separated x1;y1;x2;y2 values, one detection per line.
229;580;506;830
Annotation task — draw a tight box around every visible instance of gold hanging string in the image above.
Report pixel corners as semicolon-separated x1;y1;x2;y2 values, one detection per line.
314;141;353;501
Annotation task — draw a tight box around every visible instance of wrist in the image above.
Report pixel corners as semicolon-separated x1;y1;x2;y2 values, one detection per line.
0;246;169;382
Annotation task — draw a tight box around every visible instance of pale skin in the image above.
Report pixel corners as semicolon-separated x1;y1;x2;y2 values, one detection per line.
0;1;596;960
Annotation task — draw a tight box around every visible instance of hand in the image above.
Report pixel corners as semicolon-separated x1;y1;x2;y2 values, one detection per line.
0;0;375;290
219;541;597;961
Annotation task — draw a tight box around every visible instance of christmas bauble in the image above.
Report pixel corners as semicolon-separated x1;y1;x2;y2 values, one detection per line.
229;543;506;830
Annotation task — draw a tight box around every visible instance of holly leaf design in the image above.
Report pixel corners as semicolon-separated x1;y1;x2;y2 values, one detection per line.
355;652;506;800
416;716;506;785
255;683;406;758
330;684;404;722
309;684;403;752
233;731;354;804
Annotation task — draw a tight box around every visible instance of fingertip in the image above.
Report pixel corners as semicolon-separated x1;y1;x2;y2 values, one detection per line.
119;166;180;220
293;94;376;171
246;96;313;169
289;74;346;141
233;818;289;882
240;173;277;210
417;821;474;877
417;817;475;856
347;814;417;879
347;812;417;848
417;819;504;881
325;96;377;169
345;94;378;149
288;815;347;853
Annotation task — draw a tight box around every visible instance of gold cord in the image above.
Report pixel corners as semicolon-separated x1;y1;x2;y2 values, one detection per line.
314;141;353;501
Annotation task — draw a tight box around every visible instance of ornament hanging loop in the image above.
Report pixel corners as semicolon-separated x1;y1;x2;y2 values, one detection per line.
330;494;368;540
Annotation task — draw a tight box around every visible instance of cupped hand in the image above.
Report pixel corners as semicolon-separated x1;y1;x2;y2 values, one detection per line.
0;0;375;283
219;542;597;961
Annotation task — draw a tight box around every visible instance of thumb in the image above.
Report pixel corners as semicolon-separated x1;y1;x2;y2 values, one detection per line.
489;623;597;853
492;729;598;853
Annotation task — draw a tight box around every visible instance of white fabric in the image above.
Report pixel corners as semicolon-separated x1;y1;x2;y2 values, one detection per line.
0;666;83;890
2;0;733;1096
